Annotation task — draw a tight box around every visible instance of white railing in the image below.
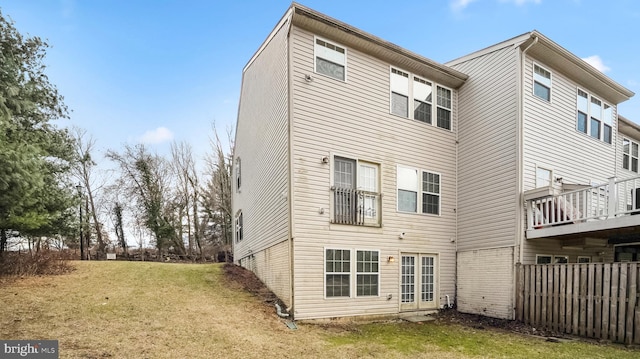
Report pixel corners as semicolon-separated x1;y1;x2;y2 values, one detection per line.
526;176;640;230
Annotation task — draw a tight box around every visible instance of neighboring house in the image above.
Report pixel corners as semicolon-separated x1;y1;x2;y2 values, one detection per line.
233;3;637;321
446;32;634;319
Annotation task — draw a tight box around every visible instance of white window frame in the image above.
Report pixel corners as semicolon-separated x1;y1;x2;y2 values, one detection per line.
576;87;613;144
535;166;552;188
554;255;569;264
533;63;552;102
390;67;453;131
421;171;441;215
314;36;347;82
577;256;591;263
331;155;380;224
355;249;380;297
324;248;351;298
324;248;381;299
397;165;442;216
623;137;639;173
235;211;243;243
235;157;241;192
536;254;552;264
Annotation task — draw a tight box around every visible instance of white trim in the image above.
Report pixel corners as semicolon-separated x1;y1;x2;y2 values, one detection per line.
389;66;454;132
535;254;552;264
553;255;569;264
576;87;614;144
396;165;442;216
324;247;352;299
577;256;592;263
355;249;381;297
313;35;347;82
532;62;552;103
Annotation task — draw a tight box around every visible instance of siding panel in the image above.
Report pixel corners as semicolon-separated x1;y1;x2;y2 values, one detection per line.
233;20;291;304
290;27;458;320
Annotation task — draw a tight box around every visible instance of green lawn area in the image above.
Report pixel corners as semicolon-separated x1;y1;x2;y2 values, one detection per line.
0;261;637;358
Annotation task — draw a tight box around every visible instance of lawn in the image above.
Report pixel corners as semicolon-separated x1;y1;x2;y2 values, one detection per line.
0;261;637;358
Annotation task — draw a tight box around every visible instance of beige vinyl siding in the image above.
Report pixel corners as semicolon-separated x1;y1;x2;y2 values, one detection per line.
289;26;458;320
457;248;514;319
448;45;519;251
233;20;290;302
522;56;617;191
521;238;610;264
521;56;618;263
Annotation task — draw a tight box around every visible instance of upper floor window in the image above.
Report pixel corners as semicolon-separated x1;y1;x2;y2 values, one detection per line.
235;157;241;191
397;165;441;215
315;38;346;81
332;156;380;226
576;88;612;144
623;138;639;172
390;67;452;130
533;63;552;102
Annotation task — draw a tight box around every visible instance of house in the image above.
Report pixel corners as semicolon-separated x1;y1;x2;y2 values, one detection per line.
233;3;637;321
446;32;635;319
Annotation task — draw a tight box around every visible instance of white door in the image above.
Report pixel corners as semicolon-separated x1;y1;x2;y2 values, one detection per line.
400;254;437;311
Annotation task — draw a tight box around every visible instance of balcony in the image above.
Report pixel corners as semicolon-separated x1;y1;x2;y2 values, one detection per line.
525;176;640;240
331;187;381;226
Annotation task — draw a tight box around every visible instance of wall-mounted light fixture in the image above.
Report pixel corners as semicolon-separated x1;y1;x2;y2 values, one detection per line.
321;156;329;164
399;232;405;240
387;256;395;263
305;74;314;82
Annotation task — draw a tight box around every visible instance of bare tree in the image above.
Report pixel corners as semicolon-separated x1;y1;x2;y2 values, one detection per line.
106;144;185;257
72;127;108;258
201;124;234;259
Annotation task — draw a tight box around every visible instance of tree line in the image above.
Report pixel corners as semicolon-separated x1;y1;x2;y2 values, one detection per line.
0;9;233;264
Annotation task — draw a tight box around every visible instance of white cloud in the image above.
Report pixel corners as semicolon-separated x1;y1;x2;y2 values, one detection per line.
581;55;611;73
451;0;478;12
140;127;174;144
499;0;542;5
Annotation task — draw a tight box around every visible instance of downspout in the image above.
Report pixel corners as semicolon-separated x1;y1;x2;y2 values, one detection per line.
517;35;537;265
514;35;537;320
286;15;295;316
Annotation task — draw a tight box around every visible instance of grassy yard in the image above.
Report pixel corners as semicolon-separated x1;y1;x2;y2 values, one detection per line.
0;261;637;358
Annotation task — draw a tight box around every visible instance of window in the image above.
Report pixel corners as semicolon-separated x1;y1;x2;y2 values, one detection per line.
536;167;552;188
576;88;613;143
235;211;243;242
437;86;452;130
536;254;552;264
326;249;380;298
554;256;568;264
397;165;441;215
533;63;552;101
422;172;441;215
623;138;639;173
356;250;379;296
315;38;346;81
577;256;591;263
390;67;452;130
332;157;380;225
235;158;241;191
325;249;350;297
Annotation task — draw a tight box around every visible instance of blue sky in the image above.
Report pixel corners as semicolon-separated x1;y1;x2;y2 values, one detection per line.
2;0;640;163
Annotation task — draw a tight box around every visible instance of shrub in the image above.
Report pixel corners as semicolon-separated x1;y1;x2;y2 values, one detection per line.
0;250;73;276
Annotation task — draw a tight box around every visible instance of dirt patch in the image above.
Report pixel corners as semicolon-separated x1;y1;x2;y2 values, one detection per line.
222;263;287;314
435;309;559;337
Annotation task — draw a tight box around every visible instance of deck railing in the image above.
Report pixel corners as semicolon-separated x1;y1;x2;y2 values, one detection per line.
331;187;380;226
526;176;640;230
